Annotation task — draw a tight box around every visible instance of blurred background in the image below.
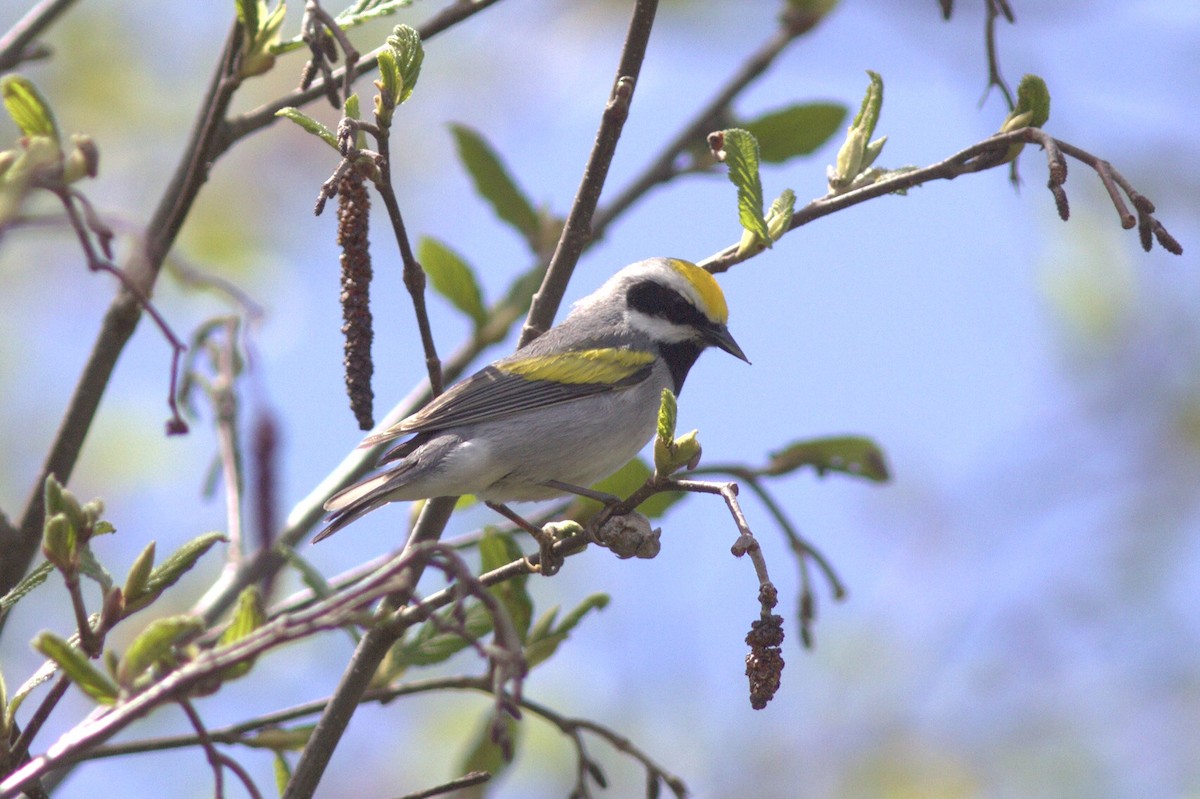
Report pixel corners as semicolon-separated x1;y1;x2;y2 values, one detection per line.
1;1;1198;797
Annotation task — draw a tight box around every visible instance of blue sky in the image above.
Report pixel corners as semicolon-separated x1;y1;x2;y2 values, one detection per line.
1;1;1198;797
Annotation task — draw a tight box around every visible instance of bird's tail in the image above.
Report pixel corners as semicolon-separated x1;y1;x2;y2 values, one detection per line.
313;472;397;543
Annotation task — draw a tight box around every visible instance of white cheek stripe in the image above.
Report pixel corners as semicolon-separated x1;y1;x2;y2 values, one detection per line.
625;309;695;343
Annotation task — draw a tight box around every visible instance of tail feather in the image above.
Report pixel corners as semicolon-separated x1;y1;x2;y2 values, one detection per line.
313;472;397;543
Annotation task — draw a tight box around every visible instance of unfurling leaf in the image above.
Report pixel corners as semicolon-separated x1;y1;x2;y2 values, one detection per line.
33;632;118;705
275;107;339;151
710;128;770;253
449;123;541;244
828;71;886;193
217;587;266;680
1;75;58;140
524;593;609;668
0;560;54;612
375;24;423;123
418;237;487;329
124;532;226;614
765;189;796;242
117;615;205;688
742;102;847;163
122;541;156;608
764;435;890;482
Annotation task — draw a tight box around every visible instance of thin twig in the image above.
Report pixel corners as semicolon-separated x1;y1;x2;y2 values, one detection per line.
180;698;264;799
519;0;660;346
0;0;78;71
393;771;491;799
981;0;1015;109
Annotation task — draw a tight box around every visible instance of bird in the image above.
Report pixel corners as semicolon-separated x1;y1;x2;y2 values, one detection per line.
314;256;748;544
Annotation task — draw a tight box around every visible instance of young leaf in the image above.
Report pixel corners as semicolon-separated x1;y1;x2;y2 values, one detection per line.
766;188;796;242
117;614;205;688
395;602;494;667
41;512;77;571
567;458;683;522
449;123;541;244
122;541;156;608
124;532;226;614
742;102;847;163
763;435;890;482
524;593;609;669
418;237;488;329
78;545;114;592
828;71;885;192
273;751;293;796
711;128;770;250
0;75;59;140
481;530;532;641
0;560;54;612
459;712;520;789
217;587;266;680
275;107;339;151
384;24;423;106
33;632;119;704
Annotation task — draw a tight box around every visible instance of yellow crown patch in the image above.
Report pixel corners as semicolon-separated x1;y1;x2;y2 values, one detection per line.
666;259;729;323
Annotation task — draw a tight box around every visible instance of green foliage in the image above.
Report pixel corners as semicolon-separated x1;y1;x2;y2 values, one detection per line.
275;107;339;151
33;632;118;705
0;561;54;613
449;123;542;246
235;0;286;78
480;530;532;640
828;70;888;193
123;532;226;615
764;435;890;482
742;102;846;163
712;128;771;256
41;512;77;572
568;458;683;522
392;601;495;668
458;713;519;798
765;188;796;242
217;587;266;680
654;389;702;477
122;542;156;607
116;615;205;688
1;75;59;140
374;24;423;124
418;237;488;330
524;594;609;669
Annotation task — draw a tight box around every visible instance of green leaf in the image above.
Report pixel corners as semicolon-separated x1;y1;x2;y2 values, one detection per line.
765;188;795;241
763;435;890;482
829;71;885;192
459;712;520;795
275;107;339;151
395;602;494;667
418;237;488;329
1;560;54;612
123;541;156;608
568;458;683;522
273;751;292;796
217;587;266;680
524;593;609;669
33;632;118;704
41;512;76;571
480;530;532;641
244;724;315;751
78;545;114;592
234;0;260;35
384;24;423;106
1014;73;1051;129
1;75;58;140
117;615;205;688
449;123;541;244
125;532;226;614
712;128;770;249
742;102;847;163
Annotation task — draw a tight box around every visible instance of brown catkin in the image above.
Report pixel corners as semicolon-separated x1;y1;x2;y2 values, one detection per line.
337;169;374;430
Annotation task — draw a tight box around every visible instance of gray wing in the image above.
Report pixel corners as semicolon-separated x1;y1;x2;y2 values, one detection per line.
361;361;653;448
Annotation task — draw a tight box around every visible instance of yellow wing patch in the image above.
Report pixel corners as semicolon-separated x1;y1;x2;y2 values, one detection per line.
666;258;729;324
498;348;655;384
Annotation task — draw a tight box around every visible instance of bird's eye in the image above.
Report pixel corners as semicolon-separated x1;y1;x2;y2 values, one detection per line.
627;280;705;326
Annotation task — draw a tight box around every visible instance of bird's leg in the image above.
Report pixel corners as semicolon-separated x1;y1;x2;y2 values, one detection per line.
540;479;623;506
485;501;564;576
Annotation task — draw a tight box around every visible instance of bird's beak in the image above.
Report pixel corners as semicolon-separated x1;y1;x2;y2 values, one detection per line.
704;323;750;364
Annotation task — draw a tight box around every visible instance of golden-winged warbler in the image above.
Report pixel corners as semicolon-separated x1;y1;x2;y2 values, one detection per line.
315;257;748;541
